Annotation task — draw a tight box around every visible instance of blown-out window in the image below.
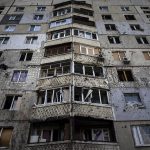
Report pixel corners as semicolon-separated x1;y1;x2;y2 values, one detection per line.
74;87;108;104
74;63;103;77
38;87;70;105
41;61;70;77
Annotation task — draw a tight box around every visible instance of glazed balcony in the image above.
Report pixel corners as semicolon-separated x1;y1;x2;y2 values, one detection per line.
25;141;119;150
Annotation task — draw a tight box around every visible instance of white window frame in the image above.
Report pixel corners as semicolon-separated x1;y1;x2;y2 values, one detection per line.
37;6;46;11
50;18;72;28
30;25;41;32
80;45;95;55
52;29;71;40
19;52;33;61
74;87;108;104
38;86;70;105
99;6;108;11
33;15;43;20
11;70;28;82
25;36;38;44
53;7;71;17
73;29;97;40
5;25;16;32
132;125;150;146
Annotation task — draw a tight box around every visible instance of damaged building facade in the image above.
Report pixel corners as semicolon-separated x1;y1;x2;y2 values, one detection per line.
0;0;150;150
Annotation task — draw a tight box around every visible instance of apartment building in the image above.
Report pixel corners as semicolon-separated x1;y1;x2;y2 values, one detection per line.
0;0;150;150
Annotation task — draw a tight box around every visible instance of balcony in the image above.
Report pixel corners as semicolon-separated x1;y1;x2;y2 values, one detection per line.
25;141;119;150
31;103;71;121
72;102;113;120
31;102;113;121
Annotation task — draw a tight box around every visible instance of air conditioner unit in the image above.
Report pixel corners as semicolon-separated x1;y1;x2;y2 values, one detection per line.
123;57;130;64
98;53;105;62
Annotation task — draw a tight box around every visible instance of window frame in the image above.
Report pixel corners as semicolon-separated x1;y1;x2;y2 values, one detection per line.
3;95;22;110
37;86;70;105
105;24;117;31
4;25;16;32
80;45;95;55
0;37;9;44
19;52;33;61
136;37;149;44
11;70;28;82
25;36;38;44
121;6;130;11
37;6;46;11
132;125;150;146
117;70;134;82
108;36;121;44
74;86;109;104
29;25;41;32
15;7;25;12
99;6;109;11
33;14;43;20
112;51;126;61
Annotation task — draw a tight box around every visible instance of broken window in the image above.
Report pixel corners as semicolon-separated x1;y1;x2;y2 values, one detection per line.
136;37;149;44
0;37;9;44
105;24;116;31
3;95;22;110
74;63;103;77
37;6;46;11
80;45;95;55
37;87;69;105
19;52;33;61
108;36;121;44
44;43;71;57
50;18;72;28
117;70;134;81
0;52;2;57
30;25;41;32
51;29;71;40
124;15;136;20
5;25;16;32
121;6;130;11
112;51;126;60
73;8;93;16
124;93;142;105
73;29;97;40
33;15;43;20
0;128;13;147
41;61;70;77
11;70;28;82
0;7;4;14
143;11;150;14
74;87;108;104
99;6;108;11
29;126;64;143
25;36;38;44
102;15;112;20
130;24;142;31
83;128;110;142
143;51;150;60
15;7;24;12
53;7;71;17
132;125;150;146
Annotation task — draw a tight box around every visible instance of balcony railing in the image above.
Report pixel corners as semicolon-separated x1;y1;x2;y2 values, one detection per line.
25;141;120;150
